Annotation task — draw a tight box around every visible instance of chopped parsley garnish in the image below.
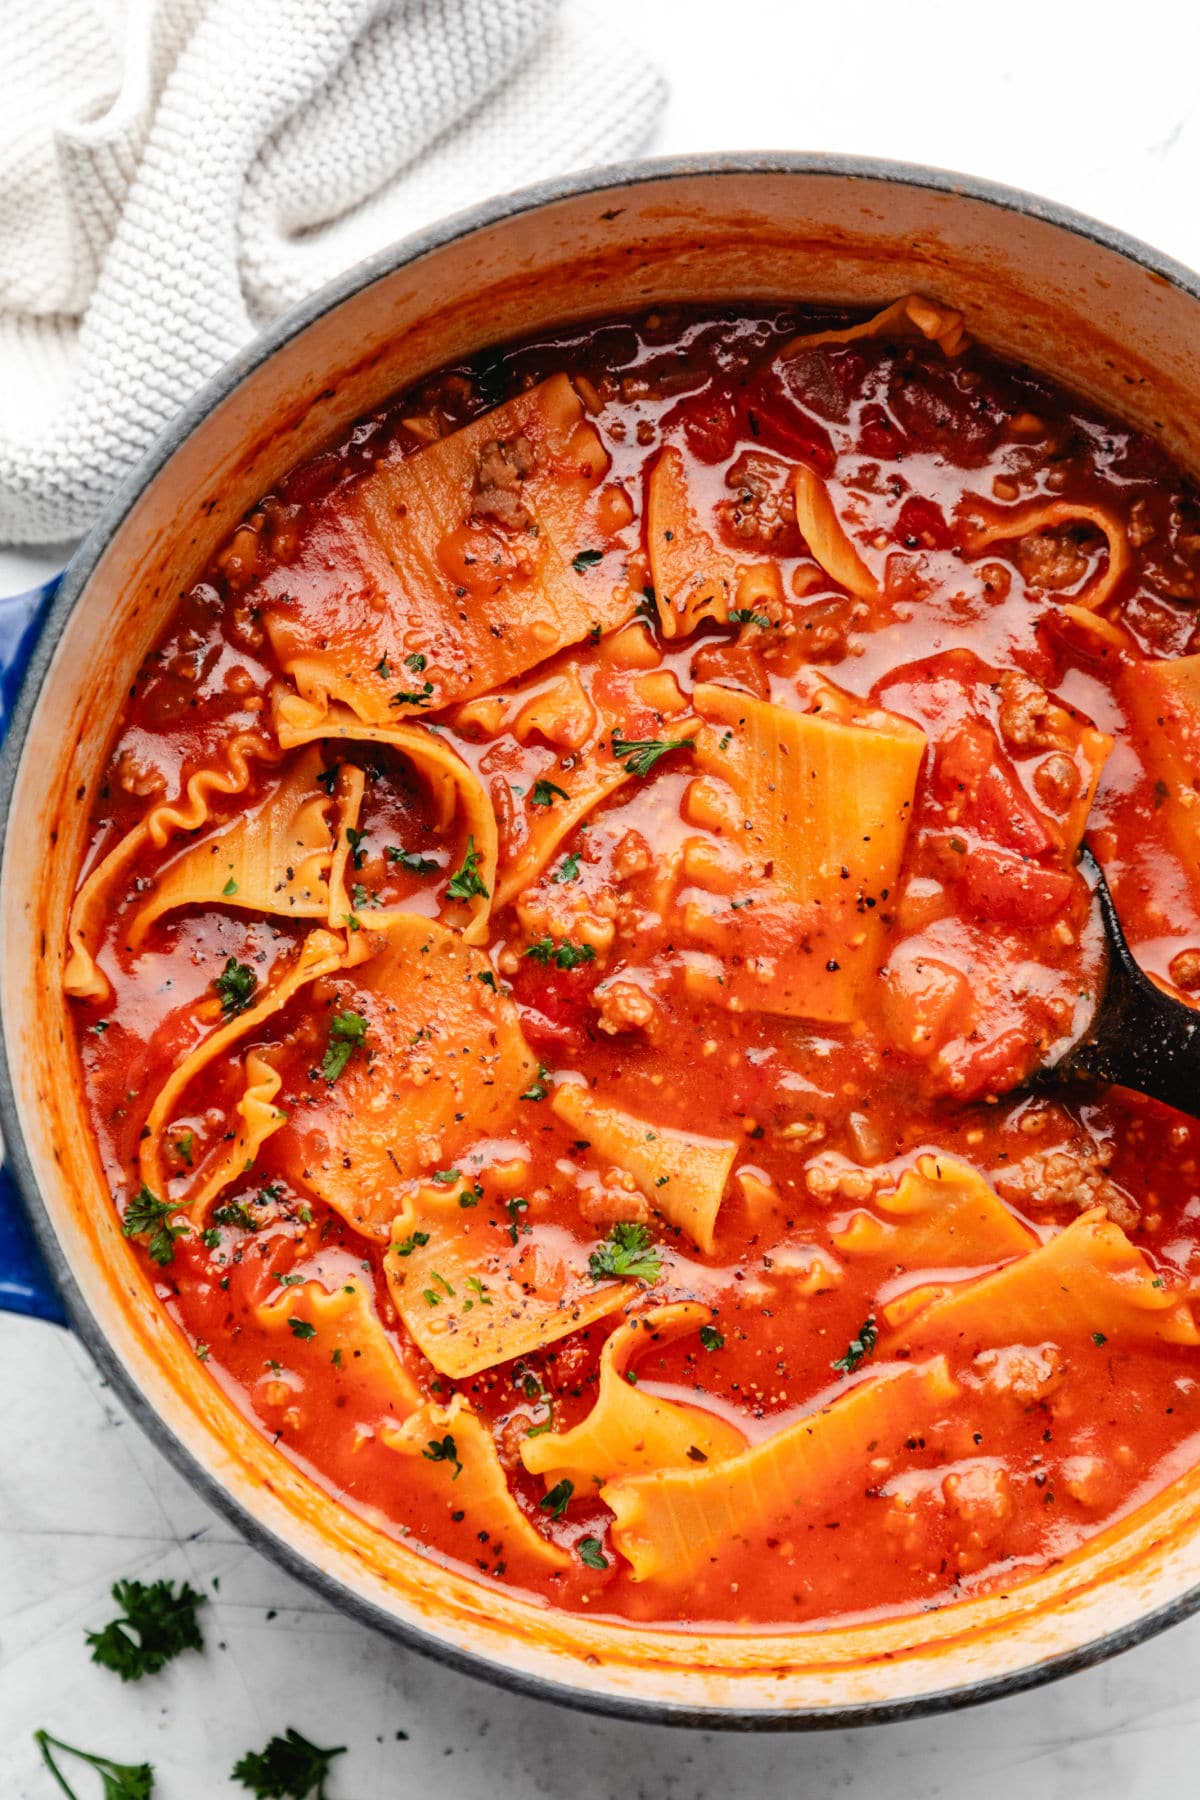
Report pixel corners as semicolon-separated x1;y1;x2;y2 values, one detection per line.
1092;1331;1108;1347
345;826;368;869
552;850;581;884
390;680;434;707
578;1536;609;1570
530;778;570;807
86;1578;206;1682
699;1323;724;1352
404;652;427;672
571;548;603;573
611;734;694;778
832;1316;878;1375
423;1434;463;1478
463;1275;493;1312
221;875;239;896
588;1221;662;1284
505;1196;530;1244
729;607;771;627
375;656;391;678
214;956;258;1016
540;1478;574;1520
287;1318;316;1342
477;968;498;990
231;1727;347;1799
122;1185;188;1267
459;1182;483;1208
320;1009;368;1083
386;846;439;874
523;935;596;970
521;1065;550;1102
33;1731;154;1800
393;1230;431;1257
432;1167;461;1185
173;1131;194;1167
446;834;489;901
350;882;379;910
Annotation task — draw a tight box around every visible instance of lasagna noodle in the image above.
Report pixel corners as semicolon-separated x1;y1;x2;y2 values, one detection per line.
256;1277;421;1419
273;914;538;1238
185;1050;287;1221
260;375;634;725
139;927;348;1202
64;729;276;1001
790;465;879;602
886;1207;1200;1349
381;1395;570;1571
681;682;926;1023
603;1357;959;1584
384;1215;636;1379
646;443;781;638
129;744;347;944
959;497;1131;614
832;1154;1037;1267
1122;653;1200;898
780;294;968;358
520;1303;746;1490
551;1082;736;1254
270;692;498;943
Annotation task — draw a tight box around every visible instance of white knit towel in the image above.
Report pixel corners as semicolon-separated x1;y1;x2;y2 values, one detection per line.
0;0;666;546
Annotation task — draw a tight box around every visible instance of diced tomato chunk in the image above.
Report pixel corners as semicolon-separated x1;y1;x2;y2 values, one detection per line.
959;846;1075;925
895;494;954;551
934;721;1058;858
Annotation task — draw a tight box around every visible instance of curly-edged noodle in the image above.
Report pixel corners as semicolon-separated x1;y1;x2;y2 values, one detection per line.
384;1213;635;1379
256;1277;422;1420
831;1154;1037;1268
959;497;1131;613
603;1357;959;1584
275;914;538;1239
381;1394;570;1571
184;1051;287;1222
271;691;498;943
138;927;348;1202
494;758;631;910
780;294;968;358
128;744;347;946
259;375;635;726
681;682;926;1024
551;1082;736;1254
885;1207;1200;1350
521;1302;746;1490
791;465;879;602
1122;653;1200;900
65;729;276;1001
646;444;782;638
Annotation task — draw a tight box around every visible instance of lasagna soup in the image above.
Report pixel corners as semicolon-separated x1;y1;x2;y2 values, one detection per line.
66;296;1200;1627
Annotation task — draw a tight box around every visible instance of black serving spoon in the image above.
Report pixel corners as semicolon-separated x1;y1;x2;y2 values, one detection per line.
1042;846;1200;1114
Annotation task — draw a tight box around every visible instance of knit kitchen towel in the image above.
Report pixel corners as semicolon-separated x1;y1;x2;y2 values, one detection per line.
0;0;666;545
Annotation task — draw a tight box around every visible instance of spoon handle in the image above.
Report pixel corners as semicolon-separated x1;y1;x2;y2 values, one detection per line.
1050;850;1200;1114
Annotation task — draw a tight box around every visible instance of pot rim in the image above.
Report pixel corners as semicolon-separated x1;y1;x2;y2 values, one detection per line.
5;149;1200;1730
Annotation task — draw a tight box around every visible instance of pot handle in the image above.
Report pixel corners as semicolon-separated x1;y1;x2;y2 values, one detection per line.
0;575;70;1325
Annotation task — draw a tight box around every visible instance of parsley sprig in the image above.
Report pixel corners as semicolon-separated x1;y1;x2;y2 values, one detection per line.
231;1728;347;1799
446;835;489;901
34;1731;154;1799
530;778;570;807
86;1578;205;1682
588;1221;662;1284
423;1434;464;1478
214;957;257;1016
832;1316;878;1375
523;935;596;970
122;1185;189;1267
320;1010;368;1083
611;734;694;778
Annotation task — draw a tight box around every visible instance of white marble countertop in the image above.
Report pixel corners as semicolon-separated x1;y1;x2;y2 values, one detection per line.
8;1;1200;1792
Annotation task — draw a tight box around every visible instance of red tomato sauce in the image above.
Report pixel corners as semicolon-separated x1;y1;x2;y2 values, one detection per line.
66;302;1200;1629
